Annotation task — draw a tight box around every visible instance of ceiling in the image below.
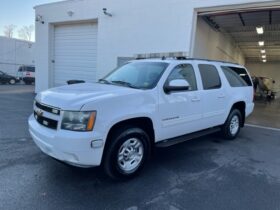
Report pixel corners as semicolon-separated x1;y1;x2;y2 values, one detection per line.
203;9;280;62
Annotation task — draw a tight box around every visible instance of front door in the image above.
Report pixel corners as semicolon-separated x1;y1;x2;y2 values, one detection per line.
158;63;203;141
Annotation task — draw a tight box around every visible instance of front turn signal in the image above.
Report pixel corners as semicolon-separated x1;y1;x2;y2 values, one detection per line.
87;112;96;131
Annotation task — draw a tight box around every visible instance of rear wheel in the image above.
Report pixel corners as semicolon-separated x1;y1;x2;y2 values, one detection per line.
221;109;242;140
103;126;151;180
9;79;16;85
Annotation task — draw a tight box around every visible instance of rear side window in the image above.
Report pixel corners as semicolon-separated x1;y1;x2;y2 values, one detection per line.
198;64;221;90
221;66;252;87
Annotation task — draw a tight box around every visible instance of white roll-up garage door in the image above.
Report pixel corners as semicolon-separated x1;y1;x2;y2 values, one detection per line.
53;22;98;86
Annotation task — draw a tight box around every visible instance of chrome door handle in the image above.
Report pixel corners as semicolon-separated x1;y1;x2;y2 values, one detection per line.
218;94;225;98
191;97;201;102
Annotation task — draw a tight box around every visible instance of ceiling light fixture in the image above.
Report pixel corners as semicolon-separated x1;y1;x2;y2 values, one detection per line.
256;26;264;34
262;55;266;59
262;60;267;63
261;49;266;54
258;41;264;46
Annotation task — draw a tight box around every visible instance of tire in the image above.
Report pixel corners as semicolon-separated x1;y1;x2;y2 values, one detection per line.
103;126;151;180
221;109;242;140
9;79;16;85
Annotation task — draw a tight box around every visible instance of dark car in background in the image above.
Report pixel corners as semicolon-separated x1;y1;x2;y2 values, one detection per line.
0;71;19;85
18;65;35;85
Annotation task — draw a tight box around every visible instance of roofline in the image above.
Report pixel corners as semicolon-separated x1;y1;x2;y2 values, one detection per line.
34;0;74;9
0;36;35;43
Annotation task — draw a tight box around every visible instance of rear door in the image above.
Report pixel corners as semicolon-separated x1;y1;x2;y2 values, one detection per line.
197;62;227;128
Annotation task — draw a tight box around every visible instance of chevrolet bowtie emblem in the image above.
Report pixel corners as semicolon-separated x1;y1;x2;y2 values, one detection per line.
36;109;43;117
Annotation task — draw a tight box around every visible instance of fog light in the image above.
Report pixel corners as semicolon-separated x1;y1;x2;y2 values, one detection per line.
91;140;103;148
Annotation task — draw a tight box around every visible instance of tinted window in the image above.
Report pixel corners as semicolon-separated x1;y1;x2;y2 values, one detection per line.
198;64;221;90
167;64;197;91
222;66;252;87
26;66;35;72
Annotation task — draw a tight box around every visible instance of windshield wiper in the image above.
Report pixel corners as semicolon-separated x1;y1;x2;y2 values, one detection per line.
98;79;112;84
111;80;138;89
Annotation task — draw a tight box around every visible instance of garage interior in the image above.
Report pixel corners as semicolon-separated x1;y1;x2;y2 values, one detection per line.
194;8;280;128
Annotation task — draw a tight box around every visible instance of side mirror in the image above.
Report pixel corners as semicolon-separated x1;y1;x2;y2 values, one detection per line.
164;79;190;93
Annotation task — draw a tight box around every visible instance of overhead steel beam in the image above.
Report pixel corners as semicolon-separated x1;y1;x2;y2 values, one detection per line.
202;16;220;31
238;13;246;26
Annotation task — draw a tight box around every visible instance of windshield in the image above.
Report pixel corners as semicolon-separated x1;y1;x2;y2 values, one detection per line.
101;62;169;89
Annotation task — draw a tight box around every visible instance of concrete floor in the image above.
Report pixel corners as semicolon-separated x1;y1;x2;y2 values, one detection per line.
247;99;280;129
1;85;280;210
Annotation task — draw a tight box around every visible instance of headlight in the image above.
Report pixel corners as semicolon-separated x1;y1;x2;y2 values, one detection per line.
61;111;96;131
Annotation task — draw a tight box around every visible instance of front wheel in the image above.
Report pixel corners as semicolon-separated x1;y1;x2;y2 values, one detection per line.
103;126;151;180
221;109;242;140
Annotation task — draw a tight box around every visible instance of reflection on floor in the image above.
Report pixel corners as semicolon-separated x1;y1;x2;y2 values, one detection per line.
247;98;280;129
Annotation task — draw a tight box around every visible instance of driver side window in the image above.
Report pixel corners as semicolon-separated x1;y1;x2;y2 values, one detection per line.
167;64;197;91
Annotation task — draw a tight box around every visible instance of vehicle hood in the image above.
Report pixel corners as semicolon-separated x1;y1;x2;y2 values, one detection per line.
36;83;141;110
2;74;13;78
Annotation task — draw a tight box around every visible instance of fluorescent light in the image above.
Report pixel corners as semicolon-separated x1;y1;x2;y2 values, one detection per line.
261;49;266;54
256;27;264;34
258;41;264;46
261;55;266;59
262;60;267;63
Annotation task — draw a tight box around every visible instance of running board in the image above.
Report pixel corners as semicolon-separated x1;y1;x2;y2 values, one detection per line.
156;127;221;148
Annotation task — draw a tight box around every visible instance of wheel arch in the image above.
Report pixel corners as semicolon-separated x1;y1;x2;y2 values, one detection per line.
102;117;155;161
229;101;246;127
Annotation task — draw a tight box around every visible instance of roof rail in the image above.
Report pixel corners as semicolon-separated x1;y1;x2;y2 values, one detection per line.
134;54;240;65
164;57;240;65
180;58;240;65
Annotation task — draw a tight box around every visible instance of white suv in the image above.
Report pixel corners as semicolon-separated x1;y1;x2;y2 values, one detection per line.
29;58;254;179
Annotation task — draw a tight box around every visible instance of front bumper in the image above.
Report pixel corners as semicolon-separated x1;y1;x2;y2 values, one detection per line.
28;115;104;167
23;77;35;83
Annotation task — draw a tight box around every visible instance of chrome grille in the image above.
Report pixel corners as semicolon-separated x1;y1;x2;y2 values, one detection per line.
34;111;58;129
35;101;60;115
34;101;60;130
